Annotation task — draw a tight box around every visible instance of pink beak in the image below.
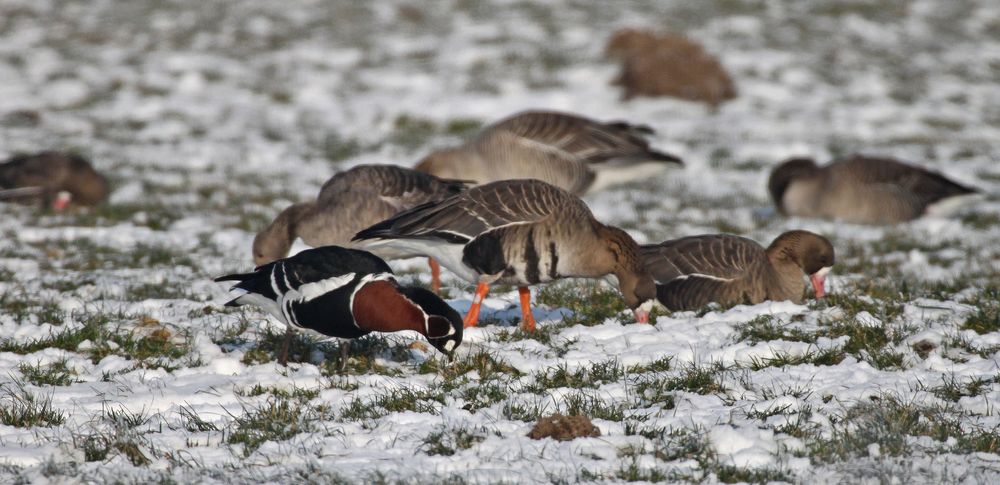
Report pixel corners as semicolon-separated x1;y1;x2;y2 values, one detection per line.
634;308;650;324
809;267;831;298
52;191;72;211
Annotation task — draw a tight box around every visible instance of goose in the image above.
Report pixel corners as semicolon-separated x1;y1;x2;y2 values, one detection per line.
768;155;978;224
642;230;835;311
0;151;109;210
252;164;468;292
605;29;737;106
216;245;463;365
414;110;683;196
352;179;657;331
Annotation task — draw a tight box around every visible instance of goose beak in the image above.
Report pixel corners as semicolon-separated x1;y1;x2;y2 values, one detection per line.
52;191;72;211
634;300;654;324
810;266;832;298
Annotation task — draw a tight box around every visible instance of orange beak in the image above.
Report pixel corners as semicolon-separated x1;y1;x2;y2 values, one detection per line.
809;267;831;298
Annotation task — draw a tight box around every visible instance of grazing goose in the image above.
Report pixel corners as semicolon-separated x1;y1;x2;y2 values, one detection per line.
0;151;109;209
768;155;978;224
253;164;468;292
353;179;657;331
642;230;835;311
414;110;683;195
216;245;463;365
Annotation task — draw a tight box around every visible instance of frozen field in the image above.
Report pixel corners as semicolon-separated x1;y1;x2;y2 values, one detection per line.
1;0;999;483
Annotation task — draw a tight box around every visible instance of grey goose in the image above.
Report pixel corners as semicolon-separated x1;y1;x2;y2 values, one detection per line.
414;110;683;196
0;151;109;210
642;230;834;311
352;179;657;330
768;155;978;224
253;164;468;292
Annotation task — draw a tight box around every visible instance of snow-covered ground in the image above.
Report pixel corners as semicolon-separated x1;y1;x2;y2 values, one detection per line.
1;0;999;483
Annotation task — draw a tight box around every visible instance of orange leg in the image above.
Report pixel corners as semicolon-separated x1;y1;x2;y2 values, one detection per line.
463;282;490;328
428;258;441;294
518;286;536;332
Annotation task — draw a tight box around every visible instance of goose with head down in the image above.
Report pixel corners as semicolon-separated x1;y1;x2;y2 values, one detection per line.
642;230;835;311
216;246;463;365
0;151;109;210
352;179;657;331
252;164;469;292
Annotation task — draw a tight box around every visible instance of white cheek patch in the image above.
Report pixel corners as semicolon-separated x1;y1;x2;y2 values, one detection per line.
443;340;456;351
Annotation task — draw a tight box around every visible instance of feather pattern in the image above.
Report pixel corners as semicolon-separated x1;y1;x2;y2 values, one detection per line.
414;110;682;195
643;231;835;311
215;246;464;354
354;179;657;311
253;164;469;265
770;155;977;224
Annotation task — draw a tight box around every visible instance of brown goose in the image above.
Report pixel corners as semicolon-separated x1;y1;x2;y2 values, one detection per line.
768;155;978;224
352;179;657;330
252;165;468;291
605;29;737;106
0;151;109;209
642;230;834;311
414;110;683;195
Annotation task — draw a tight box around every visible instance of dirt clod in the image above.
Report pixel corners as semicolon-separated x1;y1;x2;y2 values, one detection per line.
527;414;600;441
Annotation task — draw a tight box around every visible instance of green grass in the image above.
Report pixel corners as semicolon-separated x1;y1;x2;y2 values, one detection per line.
340;387;445;422
227;395;327;457
536;281;630;326
806;395;1000;462
0;382;65;428
419;425;489;456
18;359;79;386
0;310;189;369
961;286;1000;334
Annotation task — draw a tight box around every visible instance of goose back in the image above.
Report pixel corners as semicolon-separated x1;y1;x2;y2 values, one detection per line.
771;155;977;224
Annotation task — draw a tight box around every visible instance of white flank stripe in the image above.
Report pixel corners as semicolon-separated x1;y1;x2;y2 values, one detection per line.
297;273;356;302
673;273;736;283
269;265;282;295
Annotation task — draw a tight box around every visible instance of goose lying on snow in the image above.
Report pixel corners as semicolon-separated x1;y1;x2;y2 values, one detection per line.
415;110;683;196
768;155;978;224
353;179;657;331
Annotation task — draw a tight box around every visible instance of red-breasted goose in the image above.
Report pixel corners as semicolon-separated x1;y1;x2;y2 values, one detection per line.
352;179;657;331
216;246;463;365
253;164;468;292
642;230;835;311
0;151;109;210
768;155;978;224
414;110;682;196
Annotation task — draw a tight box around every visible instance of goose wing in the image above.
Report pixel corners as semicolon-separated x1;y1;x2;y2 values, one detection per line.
641;235;760;284
484;110;681;165
353;179;575;244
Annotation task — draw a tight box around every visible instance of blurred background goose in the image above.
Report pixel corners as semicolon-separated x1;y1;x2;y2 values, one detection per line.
353;179;657;330
414;110;683;195
0;151;109;210
768;155;978;224
642;230;835;311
